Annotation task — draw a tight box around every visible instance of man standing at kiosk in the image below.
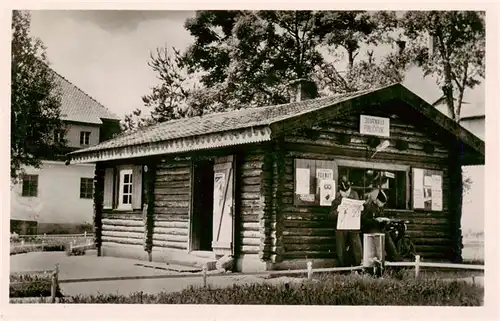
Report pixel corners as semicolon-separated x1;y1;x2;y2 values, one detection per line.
362;187;401;262
331;176;363;267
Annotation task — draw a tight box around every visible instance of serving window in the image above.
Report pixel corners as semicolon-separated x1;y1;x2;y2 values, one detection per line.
294;158;411;209
293;158;446;212
337;166;408;210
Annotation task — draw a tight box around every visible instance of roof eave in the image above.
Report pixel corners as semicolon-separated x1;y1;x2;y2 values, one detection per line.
62;118;103;125
395;84;485;157
68;126;272;164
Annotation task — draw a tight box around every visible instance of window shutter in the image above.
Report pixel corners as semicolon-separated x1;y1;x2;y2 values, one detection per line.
132;165;143;209
103;168;114;209
212;156;235;256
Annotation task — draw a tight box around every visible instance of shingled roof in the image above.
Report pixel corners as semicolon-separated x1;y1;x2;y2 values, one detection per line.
68;83;485;165
52;69;120;124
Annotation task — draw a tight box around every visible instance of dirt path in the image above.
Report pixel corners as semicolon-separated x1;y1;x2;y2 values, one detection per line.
10;252;272;296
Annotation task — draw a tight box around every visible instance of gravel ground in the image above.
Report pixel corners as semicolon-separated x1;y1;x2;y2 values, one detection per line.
10;252;273;297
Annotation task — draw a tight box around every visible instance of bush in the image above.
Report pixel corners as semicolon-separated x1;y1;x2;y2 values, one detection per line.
10;273;63;298
55;273;482;305
10;232;20;242
42;244;66;252
66;246;86;256
10;243;69;256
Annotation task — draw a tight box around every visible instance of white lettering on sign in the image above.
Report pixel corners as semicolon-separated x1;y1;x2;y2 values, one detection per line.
360;115;390;137
316;168;333;181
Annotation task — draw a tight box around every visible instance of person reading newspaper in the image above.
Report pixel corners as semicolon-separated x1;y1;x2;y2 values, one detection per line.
331;176;363;267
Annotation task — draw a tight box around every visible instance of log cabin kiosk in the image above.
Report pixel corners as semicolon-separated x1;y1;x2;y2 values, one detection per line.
66;82;485;272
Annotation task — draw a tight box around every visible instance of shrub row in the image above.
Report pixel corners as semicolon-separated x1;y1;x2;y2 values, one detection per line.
50;273;483;306
10;243;89;256
10;244;67;256
10;273;63;298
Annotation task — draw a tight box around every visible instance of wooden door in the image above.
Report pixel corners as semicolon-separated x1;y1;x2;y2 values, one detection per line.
212;155;235;256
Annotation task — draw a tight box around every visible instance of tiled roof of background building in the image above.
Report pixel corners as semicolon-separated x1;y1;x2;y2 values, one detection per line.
52;69;120;124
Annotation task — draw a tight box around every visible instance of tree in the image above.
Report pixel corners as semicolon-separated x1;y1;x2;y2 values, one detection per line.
314;11;410;94
130;11;410;130
121;45;204;133
400;11;485;121
184;10;324;109
11;10;67;183
183;10;407;108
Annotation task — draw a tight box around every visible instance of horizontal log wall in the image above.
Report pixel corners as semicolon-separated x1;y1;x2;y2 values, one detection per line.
280;109;454;262
101;211;144;250
153;160;191;251
236;146;275;261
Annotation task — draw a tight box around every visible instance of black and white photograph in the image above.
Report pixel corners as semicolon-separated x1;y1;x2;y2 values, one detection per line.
3;2;498;318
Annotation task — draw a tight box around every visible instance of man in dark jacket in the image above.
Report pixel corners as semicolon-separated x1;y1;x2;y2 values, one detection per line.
331;176;362;267
361;188;401;262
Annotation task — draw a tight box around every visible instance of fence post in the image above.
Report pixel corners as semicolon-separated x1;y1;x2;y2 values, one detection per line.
202;264;207;288
307;261;313;280
51;264;59;303
415;255;421;278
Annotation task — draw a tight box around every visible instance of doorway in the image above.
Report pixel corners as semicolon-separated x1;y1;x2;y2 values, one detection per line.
190;160;214;252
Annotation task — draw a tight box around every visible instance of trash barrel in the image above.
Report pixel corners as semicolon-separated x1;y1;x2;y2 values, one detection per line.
362;233;385;268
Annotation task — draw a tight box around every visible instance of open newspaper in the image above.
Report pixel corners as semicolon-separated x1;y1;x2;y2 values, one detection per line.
336;198;365;230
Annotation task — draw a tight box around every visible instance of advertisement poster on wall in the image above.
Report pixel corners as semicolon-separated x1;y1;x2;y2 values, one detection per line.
295;168;310;195
316;168;334;206
319;179;335;206
412;168;443;211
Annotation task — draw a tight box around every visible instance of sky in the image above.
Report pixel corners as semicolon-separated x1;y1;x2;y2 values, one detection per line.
28;10;485;120
29;10;196;119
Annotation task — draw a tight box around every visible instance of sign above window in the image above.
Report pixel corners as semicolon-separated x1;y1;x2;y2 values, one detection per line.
360;115;390;137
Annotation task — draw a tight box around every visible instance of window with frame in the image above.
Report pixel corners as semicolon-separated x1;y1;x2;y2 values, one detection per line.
118;169;133;209
338;166;408;210
80;178;94;199
22;175;38;197
103;165;143;211
80;131;91;146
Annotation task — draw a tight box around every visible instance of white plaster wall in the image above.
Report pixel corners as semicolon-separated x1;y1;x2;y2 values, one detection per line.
65;123;100;148
10;161;95;225
458;118;485;235
460;118;485;141
462;165;484;234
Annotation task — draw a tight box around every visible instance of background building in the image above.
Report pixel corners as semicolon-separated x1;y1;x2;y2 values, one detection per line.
10;69;121;235
433;99;485;239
